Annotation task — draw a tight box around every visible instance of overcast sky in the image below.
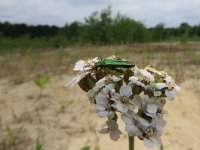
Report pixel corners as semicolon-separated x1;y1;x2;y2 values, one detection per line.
0;0;200;27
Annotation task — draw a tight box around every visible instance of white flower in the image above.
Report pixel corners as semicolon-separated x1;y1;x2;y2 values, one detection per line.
146;104;158;114
73;60;90;72
133;95;158;117
164;83;180;101
129;76;146;88
85;77;107;103
155;83;167;90
98;128;109;134
73;57;98;72
138;69;155;83
164;75;177;89
110;75;122;82
165;89;175;100
111;85;133;113
99;120;121;141
120;84;133;97
103;83;115;94
144;137;161;148
165;76;173;84
129;76;138;83
145;65;164;77
87;57;99;64
95;91;115;120
174;84;180;92
138;117;150;131
140;117;166;148
153;91;162;97
65;73;87;87
121;110;141;136
88;77;107;98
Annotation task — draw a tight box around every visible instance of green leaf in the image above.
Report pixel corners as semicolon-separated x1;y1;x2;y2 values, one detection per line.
35;138;43;150
35;75;51;89
6;126;15;145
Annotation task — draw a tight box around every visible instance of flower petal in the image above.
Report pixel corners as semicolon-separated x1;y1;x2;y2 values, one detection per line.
96;104;106;111
116;101;128;113
107;111;115;120
125;124;140;136
155;83;167;89
120;85;132;97
139;117;150;131
65;74;86;87
152;135;162;148
107;120;118;130
133;95;144;107
109;129;121;141
73;60;89;71
121;114;133;125
147;104;158;114
103;83;115;94
96;110;108;117
165;76;173;83
144;138;154;148
111;93;121;101
129;76;138;82
111;76;122;82
154;91;162;96
174;85;180;92
140;69;155;82
99;128;109;134
165;90;175;100
95;92;108;106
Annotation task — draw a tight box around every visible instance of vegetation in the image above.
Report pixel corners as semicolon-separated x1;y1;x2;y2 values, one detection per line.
35;138;43;150
1;7;200;50
35;75;51;90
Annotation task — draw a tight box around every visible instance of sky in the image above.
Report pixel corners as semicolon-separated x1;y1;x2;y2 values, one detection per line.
0;0;200;27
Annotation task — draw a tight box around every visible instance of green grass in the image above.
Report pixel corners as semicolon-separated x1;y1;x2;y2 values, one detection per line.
35;138;43;150
80;146;90;150
0;125;24;149
35;75;51;90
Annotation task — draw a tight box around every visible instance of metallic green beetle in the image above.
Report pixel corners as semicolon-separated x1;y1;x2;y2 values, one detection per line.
94;55;134;71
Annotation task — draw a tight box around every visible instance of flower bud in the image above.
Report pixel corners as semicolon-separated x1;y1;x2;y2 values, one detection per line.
78;74;97;92
124;69;134;84
95;69;106;81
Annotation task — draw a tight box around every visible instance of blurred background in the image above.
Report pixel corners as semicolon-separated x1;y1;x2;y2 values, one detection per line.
0;0;199;150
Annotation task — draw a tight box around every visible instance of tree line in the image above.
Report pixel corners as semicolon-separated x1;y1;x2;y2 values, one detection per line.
1;7;200;48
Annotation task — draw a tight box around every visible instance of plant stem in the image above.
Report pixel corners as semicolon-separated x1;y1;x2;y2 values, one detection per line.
129;136;134;150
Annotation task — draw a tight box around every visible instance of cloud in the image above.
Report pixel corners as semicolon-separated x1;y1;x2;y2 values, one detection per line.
0;0;200;27
68;0;110;5
0;0;15;7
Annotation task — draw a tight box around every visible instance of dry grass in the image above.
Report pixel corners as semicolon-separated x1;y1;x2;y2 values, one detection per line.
0;43;199;82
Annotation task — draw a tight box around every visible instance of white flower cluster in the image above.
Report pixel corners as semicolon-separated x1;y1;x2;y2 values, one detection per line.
67;56;180;148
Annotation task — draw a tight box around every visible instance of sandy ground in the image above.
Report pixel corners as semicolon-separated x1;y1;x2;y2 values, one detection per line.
0;75;200;150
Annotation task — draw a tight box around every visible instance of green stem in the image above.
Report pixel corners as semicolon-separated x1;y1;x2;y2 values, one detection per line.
129;136;134;150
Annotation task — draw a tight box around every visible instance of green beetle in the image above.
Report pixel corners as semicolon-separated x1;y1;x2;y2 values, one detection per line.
95;55;134;71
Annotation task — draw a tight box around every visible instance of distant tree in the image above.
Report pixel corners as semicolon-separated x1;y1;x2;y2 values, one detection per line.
0;7;200;48
84;7;113;44
112;14;148;43
151;23;166;41
178;22;191;36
